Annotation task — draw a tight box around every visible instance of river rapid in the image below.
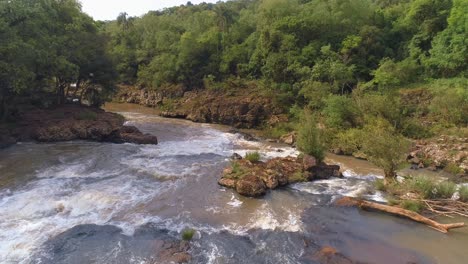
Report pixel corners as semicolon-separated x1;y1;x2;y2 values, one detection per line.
0;103;467;264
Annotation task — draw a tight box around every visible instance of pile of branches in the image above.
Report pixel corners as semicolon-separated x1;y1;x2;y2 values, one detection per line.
415;199;468;218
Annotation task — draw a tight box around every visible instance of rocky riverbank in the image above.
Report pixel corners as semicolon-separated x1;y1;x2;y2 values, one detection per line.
219;155;342;197
0;104;158;148
115;85;284;129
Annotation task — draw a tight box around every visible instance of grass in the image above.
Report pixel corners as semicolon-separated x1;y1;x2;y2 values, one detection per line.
245;151;261;163
374;179;386;191
458;185;468;203
407;176;437;199
444;162;463;174
401;200;423;213
458;186;468;202
289;171;308;183
228;161;247;179
435;181;457;199
181;229;195;241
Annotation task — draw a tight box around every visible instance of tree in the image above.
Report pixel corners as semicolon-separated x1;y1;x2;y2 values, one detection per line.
360;118;409;185
296;113;326;162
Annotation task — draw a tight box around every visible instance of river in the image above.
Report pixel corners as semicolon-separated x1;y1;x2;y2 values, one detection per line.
0;103;467;264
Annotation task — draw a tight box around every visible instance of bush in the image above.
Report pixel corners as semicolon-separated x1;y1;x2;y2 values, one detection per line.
322;95;360;129
435;181;456;199
181;229;195;241
408;176;437;199
401;200;423;213
360;118;409;182
333;128;364;155
374;179;386;191
296;114;326;162
245;152;261;163
458;186;468;202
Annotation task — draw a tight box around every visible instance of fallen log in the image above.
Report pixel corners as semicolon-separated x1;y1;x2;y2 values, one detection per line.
336;197;465;233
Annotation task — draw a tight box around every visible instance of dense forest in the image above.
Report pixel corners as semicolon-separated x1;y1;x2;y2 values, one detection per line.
1;0;467;179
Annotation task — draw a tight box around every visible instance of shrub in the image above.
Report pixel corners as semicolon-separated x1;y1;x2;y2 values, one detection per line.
296;114;326;162
408;176;437;199
360;118;409;183
374;179;386;191
444;163;463;174
334;128;364;155
181;229;195;241
245;152;261;163
458;186;468;202
401;200;423;213
229;161;246;179
435;181;456;199
322;95;360;129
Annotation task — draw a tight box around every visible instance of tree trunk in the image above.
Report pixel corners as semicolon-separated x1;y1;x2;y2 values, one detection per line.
336;197;465;233
384;169;397;185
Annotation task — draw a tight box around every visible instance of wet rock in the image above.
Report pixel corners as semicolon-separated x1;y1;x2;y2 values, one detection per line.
236;174;267;197
110;126;158;145
218;178;237;189
220;155;342;197
309;246;354;264
260;169;279;189
302;155;317;171
280;132;296;145
231;153;243;160
310;164;343;180
160;111;187;119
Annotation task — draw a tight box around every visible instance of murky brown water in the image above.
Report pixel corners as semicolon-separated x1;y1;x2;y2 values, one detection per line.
0;103;466;263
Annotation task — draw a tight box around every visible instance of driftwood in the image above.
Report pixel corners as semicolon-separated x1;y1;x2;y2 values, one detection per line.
336;197;465;233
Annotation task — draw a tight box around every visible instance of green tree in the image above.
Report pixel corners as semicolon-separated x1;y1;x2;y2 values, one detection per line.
360;118;409;185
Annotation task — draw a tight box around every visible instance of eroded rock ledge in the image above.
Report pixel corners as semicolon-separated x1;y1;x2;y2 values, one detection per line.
219;155;342;197
0;104;157;148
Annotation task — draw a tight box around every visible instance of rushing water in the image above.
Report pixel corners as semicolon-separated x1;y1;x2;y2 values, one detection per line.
0;103;467;264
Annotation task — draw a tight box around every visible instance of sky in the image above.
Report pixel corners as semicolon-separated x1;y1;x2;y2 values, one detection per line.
80;0;220;21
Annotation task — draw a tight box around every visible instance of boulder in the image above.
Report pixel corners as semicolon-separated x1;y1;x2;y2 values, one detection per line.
218;178;237;189
260;169;279;189
236;174;267;197
309;164;342;180
231;153;243;160
280;132;296;145
302;155;317;171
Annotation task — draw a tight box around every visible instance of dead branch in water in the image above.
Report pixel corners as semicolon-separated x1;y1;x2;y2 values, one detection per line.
414;199;468;218
336;197;465;233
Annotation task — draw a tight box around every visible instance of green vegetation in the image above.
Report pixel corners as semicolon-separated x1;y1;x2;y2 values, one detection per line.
245;152;261;163
401;200;424;213
1;1;466;177
0;0;115;120
289;171;308;183
297;114;326;162
181;229;195;241
228;161;247;179
435;181;457;199
458;186;468;202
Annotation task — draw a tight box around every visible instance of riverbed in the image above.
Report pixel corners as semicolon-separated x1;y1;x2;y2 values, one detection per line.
0;103;467;263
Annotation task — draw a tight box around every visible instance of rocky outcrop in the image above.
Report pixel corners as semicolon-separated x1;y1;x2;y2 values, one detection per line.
219;155;342;197
1;105;157;146
115;86;283;129
408;135;467;175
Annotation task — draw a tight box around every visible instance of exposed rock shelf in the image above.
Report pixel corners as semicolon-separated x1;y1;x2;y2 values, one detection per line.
0;104;158;148
219;155;342;197
115;85;283;129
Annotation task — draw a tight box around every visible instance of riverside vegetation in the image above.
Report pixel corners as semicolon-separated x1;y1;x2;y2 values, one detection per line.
1;0;467;236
